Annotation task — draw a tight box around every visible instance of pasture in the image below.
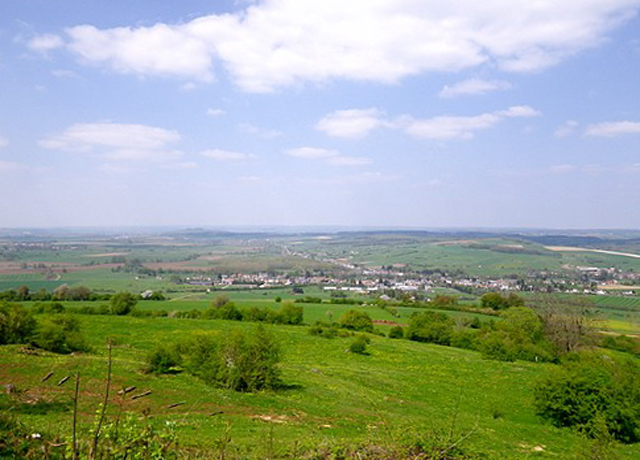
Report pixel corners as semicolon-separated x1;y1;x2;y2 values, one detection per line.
4;313;640;459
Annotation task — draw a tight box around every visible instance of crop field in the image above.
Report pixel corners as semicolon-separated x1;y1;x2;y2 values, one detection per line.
3;314;639;459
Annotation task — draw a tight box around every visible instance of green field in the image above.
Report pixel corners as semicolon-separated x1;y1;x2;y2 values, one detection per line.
4;314;639;459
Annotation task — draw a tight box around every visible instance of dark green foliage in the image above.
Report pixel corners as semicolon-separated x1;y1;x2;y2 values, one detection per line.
601;334;640;357
534;351;640;443
431;294;458;308
339;309;374;332
0;302;37;345
277;301;304;325
109;291;138;315
175;308;201;319
308;322;340;339
31;314;90;354
450;328;481;350
0;412;66;459
294;296;323;304
480;292;524;310
203;302;243;321
406;311;453;346
32;302;66;314
388;325;404;339
348;335;370;355
480;307;553;362
182;325;281;392
143;342;182;374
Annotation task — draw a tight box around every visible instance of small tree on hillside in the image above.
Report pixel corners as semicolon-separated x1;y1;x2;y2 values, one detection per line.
339;310;373;332
109;292;138;315
528;294;597;356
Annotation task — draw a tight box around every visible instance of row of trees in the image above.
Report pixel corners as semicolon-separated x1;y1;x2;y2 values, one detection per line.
0;285;164;303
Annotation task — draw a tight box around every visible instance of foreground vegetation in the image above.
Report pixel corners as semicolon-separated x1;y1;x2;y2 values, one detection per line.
1;300;640;459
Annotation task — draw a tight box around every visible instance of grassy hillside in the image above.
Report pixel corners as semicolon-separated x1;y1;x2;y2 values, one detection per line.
2;313;640;459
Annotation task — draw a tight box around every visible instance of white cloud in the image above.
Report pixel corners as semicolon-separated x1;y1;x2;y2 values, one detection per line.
549;164;577;174
554;120;579;138
327;156;372;166
40;123;182;163
403;105;540;140
206;108;226;117
0;135;8;149
27;34;64;53
316;109;390;139
286;147;370;166
0;161;25;172
585;121;640;137
286;147;338;159
52;69;80;79
202;149;256;161
439;78;511;98
316;105;539;140
66;24;215;81
57;0;640;91
238;123;281;139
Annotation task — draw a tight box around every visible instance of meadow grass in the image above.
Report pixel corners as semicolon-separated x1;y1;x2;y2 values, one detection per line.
2;314;640;458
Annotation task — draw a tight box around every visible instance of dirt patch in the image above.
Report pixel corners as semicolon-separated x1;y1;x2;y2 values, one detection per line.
373;320;408;327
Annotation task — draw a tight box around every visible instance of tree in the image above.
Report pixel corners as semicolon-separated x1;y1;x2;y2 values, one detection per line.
32;314;90;354
406;311;453;346
339;310;373;332
182;325;281;392
528;294;597;356
278;301;303;325
534;351;640;443
0;302;37;344
109;292;138;315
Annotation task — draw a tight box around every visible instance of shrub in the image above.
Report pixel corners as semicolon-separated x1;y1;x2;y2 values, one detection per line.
143;342;182;374
31;314;90;354
277;301;304;325
339;310;374;332
450;329;481;350
601;334;640;356
182;325;281;392
406;311;453;346
109;292;138;315
348;335;370;355
309;322;339;339
0;302;37;345
203;302;243;321
388;325;404;339
534;351;640;443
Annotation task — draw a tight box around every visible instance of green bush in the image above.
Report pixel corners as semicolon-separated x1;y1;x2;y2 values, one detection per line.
308;322;339;339
534;351;640;443
388;325;404;339
348;335;371;355
339;310;374;332
31;314;90;354
0;302;37;345
277;301;304;325
109;292;138;315
406;311;453;346
143;342;182;374
203;302;243;321
601;334;640;356
480;307;553;362
182;325;281;392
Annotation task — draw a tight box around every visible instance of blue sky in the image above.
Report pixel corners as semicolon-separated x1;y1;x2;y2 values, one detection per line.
1;0;640;229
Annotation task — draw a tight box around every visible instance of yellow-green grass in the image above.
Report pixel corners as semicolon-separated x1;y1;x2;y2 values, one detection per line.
2;315;640;458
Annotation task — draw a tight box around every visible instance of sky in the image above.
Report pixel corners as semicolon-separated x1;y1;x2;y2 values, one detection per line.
1;0;640;229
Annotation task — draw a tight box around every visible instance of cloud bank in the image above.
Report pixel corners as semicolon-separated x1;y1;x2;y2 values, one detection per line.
34;0;640;92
